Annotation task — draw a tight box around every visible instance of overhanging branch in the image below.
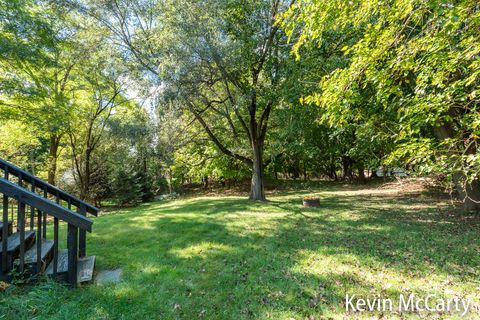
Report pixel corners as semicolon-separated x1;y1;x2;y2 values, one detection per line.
187;102;253;167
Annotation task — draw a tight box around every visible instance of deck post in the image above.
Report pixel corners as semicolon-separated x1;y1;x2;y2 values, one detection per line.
79;204;87;257
67;223;78;285
2;194;8;272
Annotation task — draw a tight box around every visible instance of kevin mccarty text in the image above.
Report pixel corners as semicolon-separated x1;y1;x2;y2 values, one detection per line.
345;294;471;317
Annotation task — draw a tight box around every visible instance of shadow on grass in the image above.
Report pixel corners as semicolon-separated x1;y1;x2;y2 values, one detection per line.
90;192;478;317
1;185;479;319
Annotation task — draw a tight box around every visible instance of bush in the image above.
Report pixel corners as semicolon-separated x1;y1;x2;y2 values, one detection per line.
113;169;143;206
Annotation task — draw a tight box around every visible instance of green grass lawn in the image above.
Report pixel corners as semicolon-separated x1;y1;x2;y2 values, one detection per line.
1;181;479;319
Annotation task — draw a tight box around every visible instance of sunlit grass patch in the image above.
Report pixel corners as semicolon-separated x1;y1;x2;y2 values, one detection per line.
1;182;479;319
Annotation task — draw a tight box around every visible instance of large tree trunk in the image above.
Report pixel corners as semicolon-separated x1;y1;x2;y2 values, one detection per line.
329;157;338;181
357;163;366;184
48;134;60;185
342;156;353;180
452;173;480;210
434;124;480;210
79;149;91;200
202;176;209;189
464;181;480;211
249;140;266;201
303;160;307;181
168;168;173;194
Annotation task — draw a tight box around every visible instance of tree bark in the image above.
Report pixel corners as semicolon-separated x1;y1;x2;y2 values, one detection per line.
203;176;209;189
168;168;173;194
462;179;480;211
292;158;300;180
357;163;366;184
434;124;480;210
79;148;92;200
249;140;265;201
329;157;338;181
342;156;353;180
303;160;307;181
48;134;61;186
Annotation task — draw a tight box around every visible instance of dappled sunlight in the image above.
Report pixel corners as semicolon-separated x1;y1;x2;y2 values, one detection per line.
171;242;235;259
92;305;112;319
296;250;439;293
3;183;479;319
113;284;143;300
2;0;479;318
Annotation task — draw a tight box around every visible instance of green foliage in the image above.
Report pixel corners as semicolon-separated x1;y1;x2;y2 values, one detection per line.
0;0;75;133
88;159;113;206
285;0;480;202
2;0;479;204
0;1;160;203
0;120;42;168
112;166;143;206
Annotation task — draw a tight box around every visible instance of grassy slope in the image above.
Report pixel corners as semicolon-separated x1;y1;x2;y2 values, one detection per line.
1;181;479;319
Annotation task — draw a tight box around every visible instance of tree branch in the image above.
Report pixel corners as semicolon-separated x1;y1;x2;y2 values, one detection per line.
187;102;253;167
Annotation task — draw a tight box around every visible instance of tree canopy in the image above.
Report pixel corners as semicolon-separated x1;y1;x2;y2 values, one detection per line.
0;0;479;208
284;0;480;208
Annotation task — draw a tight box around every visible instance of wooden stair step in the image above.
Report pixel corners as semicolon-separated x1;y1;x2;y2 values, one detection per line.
23;240;54;264
77;255;96;283
0;221;13;239
46;249;68;274
46;250;96;283
0;230;35;253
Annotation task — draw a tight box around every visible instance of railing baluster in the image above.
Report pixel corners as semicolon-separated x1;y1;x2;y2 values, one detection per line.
2;167;9;272
79;204;87;257
0;159;98;217
53;191;60;276
36;208;42;273
17;173;22;229
10;198;13;228
68;198;80;285
67;223;78;285
18;200;25;273
30;181;35;230
0;159;95;283
42;187;47;239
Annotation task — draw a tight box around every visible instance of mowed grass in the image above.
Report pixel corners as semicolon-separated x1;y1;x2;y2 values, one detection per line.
1;181;479;319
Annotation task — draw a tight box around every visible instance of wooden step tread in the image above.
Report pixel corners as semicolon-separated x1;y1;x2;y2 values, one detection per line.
0;221;12;230
0;221;13;240
78;255;96;283
46;250;68;274
46;250;96;283
0;231;35;253
23;240;54;264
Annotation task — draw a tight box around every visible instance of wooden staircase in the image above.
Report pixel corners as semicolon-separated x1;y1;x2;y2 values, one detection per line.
0;159;98;285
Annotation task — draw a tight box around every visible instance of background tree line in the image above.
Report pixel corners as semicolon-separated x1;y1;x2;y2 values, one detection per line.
1;0;478;209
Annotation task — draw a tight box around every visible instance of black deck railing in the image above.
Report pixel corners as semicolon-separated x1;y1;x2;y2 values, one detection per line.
0;159;97;285
0;160;98;216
